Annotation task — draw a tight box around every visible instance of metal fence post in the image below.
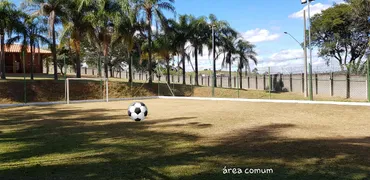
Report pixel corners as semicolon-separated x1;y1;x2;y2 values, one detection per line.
315;74;318;94
220;74;223;87
290;73;293;92
208;76;210;86
301;73;305;93
247;76;250;89
255;76;258;90
346;70;350;99
330;72;334;96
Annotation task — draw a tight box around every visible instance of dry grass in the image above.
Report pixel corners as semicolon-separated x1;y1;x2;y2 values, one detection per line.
0;99;369;179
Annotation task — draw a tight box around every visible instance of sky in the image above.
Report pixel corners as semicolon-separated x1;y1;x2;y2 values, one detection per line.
11;0;345;73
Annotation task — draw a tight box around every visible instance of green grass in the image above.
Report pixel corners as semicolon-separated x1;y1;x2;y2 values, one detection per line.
0;100;369;179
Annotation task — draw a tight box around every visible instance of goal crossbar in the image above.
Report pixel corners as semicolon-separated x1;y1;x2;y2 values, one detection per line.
65;78;109;104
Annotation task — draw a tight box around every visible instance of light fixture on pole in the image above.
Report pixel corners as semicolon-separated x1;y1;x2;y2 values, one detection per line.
301;0;314;100
284;29;308;97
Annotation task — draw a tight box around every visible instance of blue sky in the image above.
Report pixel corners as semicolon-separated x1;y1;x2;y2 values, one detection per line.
11;0;344;72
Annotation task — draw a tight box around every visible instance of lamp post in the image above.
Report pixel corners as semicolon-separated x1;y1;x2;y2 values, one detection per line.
301;0;314;100
284;10;308;98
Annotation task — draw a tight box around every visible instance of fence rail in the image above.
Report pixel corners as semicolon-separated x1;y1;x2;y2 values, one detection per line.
43;66;369;101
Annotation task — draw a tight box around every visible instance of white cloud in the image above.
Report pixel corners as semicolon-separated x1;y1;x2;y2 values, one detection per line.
242;28;280;43
289;3;331;19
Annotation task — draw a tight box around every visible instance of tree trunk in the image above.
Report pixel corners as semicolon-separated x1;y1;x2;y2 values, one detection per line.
148;22;153;84
0;34;5;79
128;51;133;83
46;60;49;74
182;50;186;84
229;63;231;88
194;46;199;86
104;55;108;78
239;65;243;89
52;22;58;80
75;39;81;78
110;66;113;77
31;42;34;80
166;59;171;85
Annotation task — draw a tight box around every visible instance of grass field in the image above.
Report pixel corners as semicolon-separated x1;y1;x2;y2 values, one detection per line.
0;99;369;179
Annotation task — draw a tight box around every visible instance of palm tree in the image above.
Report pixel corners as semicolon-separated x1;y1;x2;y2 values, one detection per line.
25;0;67;80
219;35;237;88
113;1;142;83
188;16;209;86
135;0;175;84
207;14;237;87
153;34;175;85
7;16;50;80
235;39;257;89
60;1;94;78
168;14;191;85
83;0;120;78
0;0;22;79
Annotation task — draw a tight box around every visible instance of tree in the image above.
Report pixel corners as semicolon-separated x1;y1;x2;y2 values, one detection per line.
113;1;142;83
7;16;50;80
188;15;210;86
60;0;94;78
168;15;192;84
235;40;257;89
83;0;120;78
207;14;237;87
310;3;369;72
0;0;22;79
153;34;175;85
25;0;68;80
135;0;175;84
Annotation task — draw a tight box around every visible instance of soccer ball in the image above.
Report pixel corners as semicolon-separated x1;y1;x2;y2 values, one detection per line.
128;102;148;121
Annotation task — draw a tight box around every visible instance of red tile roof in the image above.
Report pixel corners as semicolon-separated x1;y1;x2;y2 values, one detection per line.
1;44;51;54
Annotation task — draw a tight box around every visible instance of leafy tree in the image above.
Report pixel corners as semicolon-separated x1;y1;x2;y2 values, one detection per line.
60;0;94;78
81;0;119;78
235;40;257;89
310;3;369;72
113;1;143;83
167;15;192;84
135;0;175;84
25;0;68;80
187;15;210;86
0;0;23;79
7;16;50;80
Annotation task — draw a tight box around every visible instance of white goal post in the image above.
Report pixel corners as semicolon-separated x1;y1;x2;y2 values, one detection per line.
65;78;109;104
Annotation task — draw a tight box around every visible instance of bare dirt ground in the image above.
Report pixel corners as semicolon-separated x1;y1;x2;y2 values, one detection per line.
0;99;369;179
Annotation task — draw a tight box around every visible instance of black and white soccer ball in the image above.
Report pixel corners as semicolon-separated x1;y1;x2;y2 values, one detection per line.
128;102;148;121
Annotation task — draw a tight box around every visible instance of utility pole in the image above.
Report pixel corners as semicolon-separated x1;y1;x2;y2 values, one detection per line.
212;25;216;97
303;10;308;97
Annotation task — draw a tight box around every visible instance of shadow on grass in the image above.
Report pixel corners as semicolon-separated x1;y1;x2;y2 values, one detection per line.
0;107;369;180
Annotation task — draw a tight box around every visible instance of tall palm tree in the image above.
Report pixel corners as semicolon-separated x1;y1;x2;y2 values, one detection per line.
188;15;209;86
168;14;191;85
235;39;257;89
219;35;237;88
83;0;120;78
25;0;67;80
113;1;142;83
60;1;94;78
0;0;22;79
207;14;237;87
135;0;175;84
153;33;175;85
7;16;50;80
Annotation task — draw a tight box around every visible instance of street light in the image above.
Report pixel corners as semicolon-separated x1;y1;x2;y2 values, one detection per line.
284;32;303;48
284;29;308;97
301;0;314;100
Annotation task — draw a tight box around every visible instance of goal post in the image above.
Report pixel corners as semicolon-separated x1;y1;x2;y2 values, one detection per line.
65;78;109;104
